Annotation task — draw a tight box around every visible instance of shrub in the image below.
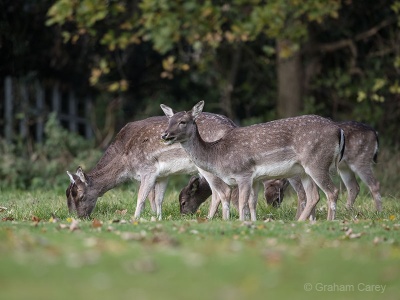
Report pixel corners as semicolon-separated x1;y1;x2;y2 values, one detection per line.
0;113;102;190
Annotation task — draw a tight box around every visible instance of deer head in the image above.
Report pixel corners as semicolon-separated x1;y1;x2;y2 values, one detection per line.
160;101;204;145
179;175;212;214
263;179;290;207
66;167;97;218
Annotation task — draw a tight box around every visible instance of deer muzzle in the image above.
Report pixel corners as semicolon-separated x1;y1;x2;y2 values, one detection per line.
161;132;176;145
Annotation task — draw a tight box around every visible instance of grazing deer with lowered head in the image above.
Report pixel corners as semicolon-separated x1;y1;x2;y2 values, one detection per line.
263;121;381;218
179;175;287;215
161;101;345;221
66;113;236;219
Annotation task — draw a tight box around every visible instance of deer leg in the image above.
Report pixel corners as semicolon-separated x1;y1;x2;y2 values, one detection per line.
134;175;156;220
288;177;307;220
218;184;233;220
208;192;222;219
147;187;157;213
297;176;320;221
338;163;360;209
154;178;169;220
310;172;339;221
248;181;259;221
237;180;254;221
356;166;382;211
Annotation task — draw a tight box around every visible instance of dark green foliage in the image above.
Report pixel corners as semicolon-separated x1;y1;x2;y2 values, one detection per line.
0;113;102;190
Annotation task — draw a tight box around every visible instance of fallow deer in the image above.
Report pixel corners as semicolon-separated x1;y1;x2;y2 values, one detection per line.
264;121;381;218
66;113;236;219
179;121;380;220
179;176;287;215
161;101;345;221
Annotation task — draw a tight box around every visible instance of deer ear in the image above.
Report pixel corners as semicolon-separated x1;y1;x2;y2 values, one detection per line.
75;166;87;185
189;176;200;195
160;104;175;118
191;101;204;120
66;171;75;184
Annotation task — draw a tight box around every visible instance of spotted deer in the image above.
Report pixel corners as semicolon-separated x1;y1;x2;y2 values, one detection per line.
66;113;236;219
263;121;381;218
161;101;345;221
179;175;287;215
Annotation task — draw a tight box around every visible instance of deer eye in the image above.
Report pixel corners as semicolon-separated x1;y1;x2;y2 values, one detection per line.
181;201;186;207
179;121;186;126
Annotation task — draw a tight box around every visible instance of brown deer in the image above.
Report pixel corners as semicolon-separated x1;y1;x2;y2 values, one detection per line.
179;176;287;215
263;121;381;218
161;101;345;221
66;113;236;219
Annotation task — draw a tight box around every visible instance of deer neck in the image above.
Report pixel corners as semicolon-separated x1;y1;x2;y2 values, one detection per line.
180;122;219;173
87;156;128;197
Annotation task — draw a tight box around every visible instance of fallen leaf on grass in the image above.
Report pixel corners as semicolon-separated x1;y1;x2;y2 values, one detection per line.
389;215;396;221
92;218;102;228
344;228;363;239
196;217;208;223
69;219;80;232
115;209;127;215
2;216;14;221
373;236;387;245
31;215;41;222
49;214;60;223
59;224;68;229
0;206;7;212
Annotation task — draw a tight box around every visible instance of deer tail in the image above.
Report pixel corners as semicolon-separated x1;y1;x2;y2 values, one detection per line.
338;128;345;163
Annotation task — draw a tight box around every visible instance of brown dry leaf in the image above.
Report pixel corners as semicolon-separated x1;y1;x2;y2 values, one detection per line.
31;215;41;222
115;209;127;215
196;217;208;224
2;216;14;221
92;218;102;228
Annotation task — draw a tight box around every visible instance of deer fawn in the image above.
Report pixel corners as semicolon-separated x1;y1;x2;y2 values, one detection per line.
66;113;236;219
161;101;345;221
263;121;381;218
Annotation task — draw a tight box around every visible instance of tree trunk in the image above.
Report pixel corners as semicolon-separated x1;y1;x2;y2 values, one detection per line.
276;39;303;118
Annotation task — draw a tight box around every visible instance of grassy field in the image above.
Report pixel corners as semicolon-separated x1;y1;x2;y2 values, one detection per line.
1;185;400;300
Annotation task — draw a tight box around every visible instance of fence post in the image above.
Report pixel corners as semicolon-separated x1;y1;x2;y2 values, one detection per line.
35;81;45;143
85;97;93;139
19;81;29;138
68;90;77;132
4;76;13;142
52;83;61;116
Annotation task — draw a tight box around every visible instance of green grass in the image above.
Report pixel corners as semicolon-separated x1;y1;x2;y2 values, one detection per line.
1;187;400;300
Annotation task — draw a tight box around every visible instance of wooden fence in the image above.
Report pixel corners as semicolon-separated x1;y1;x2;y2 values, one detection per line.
2;76;93;143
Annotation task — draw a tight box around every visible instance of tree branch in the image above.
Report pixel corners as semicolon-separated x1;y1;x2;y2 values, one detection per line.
314;17;396;53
